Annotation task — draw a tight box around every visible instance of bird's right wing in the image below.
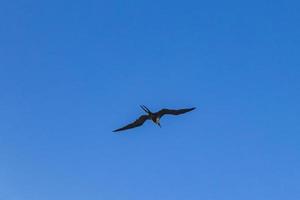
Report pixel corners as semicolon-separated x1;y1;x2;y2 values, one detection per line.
156;107;196;118
113;115;149;132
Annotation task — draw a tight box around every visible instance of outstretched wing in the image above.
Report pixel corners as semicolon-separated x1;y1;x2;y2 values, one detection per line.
156;107;196;118
113;115;149;132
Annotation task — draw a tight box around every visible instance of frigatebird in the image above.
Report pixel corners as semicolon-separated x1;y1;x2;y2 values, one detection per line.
113;105;196;132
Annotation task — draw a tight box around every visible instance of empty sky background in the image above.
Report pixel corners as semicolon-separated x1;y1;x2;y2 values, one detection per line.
0;0;300;199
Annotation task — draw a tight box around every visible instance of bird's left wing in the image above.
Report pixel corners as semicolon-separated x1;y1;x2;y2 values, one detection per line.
113;115;149;132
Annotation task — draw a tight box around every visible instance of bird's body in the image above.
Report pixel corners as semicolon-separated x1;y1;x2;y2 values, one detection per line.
149;112;161;125
113;105;195;132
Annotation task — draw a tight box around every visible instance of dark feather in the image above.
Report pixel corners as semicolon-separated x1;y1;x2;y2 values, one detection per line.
113;115;149;132
156;107;196;118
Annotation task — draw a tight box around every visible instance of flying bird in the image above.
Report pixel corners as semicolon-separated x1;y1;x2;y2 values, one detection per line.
113;105;196;132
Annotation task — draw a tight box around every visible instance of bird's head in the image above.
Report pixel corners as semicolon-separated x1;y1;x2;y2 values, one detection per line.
155;117;161;128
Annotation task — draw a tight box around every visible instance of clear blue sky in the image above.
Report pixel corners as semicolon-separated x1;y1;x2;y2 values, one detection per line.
0;0;299;199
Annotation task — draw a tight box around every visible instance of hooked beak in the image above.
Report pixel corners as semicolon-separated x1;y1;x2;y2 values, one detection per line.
157;122;161;128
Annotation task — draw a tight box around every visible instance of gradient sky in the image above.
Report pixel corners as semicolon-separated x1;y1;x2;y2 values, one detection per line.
1;0;300;199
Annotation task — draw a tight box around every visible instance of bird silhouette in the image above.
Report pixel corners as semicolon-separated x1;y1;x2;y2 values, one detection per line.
113;105;196;132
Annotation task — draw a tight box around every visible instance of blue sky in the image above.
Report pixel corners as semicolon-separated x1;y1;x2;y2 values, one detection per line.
0;0;300;199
